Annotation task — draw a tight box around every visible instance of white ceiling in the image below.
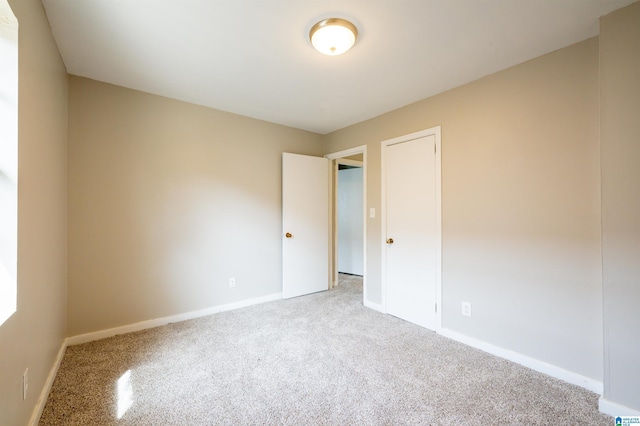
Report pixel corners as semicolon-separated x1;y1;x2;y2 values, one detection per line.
42;0;635;134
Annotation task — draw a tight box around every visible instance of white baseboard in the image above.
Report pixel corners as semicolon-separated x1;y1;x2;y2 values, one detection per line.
599;396;640;417
438;328;603;394
67;292;282;346
29;339;67;426
363;299;385;313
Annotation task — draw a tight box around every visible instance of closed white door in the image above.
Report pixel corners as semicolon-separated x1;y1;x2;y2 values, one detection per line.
384;134;437;329
282;153;330;299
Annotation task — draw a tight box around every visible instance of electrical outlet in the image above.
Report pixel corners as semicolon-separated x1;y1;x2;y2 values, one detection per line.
461;301;472;317
229;277;236;288
23;368;28;400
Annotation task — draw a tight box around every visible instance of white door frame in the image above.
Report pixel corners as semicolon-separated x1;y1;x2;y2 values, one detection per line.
325;146;367;304
381;127;442;331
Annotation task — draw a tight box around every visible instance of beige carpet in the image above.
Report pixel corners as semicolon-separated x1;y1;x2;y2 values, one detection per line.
40;274;611;425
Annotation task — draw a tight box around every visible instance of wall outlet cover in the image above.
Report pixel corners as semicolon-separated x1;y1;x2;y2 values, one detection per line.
461;301;472;317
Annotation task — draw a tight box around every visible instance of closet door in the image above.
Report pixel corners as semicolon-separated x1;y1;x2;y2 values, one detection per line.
383;134;437;330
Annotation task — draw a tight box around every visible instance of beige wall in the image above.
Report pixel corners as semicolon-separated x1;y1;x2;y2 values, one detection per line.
600;1;640;412
67;77;323;336
0;0;68;424
324;38;603;380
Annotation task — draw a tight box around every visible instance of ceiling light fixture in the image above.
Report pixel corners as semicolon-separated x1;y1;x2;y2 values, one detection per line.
309;18;358;56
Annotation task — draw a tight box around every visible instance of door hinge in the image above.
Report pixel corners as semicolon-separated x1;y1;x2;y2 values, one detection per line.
434;143;436;154
435;303;438;313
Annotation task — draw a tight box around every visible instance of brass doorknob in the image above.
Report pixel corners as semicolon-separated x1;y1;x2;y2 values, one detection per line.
386;238;394;244
285;232;293;238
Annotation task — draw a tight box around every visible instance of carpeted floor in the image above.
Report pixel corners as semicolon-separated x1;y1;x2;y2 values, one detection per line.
40;274;611;425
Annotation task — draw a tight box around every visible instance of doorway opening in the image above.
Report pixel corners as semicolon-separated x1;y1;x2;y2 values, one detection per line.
325;146;367;305
337;159;363;277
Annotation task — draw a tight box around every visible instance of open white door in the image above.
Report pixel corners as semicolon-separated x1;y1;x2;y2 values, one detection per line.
282;153;330;299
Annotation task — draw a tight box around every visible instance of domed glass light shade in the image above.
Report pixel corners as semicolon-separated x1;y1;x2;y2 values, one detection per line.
309;18;358;56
